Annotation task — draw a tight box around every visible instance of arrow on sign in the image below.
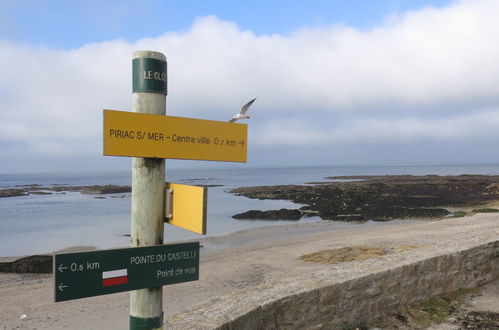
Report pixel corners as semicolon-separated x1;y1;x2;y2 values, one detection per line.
58;264;68;273
58;283;69;292
238;140;245;146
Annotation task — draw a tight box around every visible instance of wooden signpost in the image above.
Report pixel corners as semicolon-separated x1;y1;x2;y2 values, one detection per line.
53;50;248;330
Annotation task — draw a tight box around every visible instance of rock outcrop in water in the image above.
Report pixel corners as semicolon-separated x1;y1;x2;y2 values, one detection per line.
233;209;302;220
0;185;131;198
230;175;499;221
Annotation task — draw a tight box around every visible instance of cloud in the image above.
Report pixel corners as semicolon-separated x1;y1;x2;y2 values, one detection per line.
253;108;499;146
1;0;499;165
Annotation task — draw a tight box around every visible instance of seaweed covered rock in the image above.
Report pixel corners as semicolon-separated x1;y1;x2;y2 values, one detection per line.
233;209;302;220
230;175;499;221
0;255;52;273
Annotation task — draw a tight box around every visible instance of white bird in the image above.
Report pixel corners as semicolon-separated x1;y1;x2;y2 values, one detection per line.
228;98;256;122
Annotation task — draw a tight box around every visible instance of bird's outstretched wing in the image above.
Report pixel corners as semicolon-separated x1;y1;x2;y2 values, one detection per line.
240;98;256;115
228;98;256;122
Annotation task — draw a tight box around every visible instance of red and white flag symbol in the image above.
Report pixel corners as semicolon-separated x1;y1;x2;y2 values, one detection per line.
102;269;128;287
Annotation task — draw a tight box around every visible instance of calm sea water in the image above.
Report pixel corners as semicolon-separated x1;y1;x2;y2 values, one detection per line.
1;164;499;256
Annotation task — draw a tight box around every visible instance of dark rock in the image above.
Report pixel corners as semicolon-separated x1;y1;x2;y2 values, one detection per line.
111;195;130;199
0;255;52;273
79;185;131;194
0;189;28;197
230;175;499;221
0;184;131;197
196;184;224;188
458;311;499;329
233;209;302;220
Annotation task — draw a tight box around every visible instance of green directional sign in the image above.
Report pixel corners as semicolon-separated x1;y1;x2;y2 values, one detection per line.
54;242;199;302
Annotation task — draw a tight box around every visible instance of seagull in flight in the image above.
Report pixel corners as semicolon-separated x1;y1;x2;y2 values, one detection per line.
228;98;256;123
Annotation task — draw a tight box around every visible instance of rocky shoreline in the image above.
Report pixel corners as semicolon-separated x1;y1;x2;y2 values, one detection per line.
3;174;499;274
230;174;499;221
0;183;222;198
0;255;52;273
0;184;132;198
232;208;303;220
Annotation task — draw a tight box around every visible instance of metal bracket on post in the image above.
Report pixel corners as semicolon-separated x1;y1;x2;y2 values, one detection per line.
164;188;173;222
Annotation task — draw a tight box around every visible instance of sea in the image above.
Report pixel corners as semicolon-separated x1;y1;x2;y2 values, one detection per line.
1;164;499;257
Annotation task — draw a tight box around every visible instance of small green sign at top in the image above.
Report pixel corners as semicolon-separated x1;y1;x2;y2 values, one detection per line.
133;57;167;94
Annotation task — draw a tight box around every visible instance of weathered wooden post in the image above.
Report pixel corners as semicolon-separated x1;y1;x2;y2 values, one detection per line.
130;50;167;330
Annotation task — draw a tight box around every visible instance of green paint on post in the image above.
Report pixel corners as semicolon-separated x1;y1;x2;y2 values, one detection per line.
130;314;163;330
133;57;167;94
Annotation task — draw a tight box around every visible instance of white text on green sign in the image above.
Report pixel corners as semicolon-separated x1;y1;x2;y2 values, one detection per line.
54;243;199;302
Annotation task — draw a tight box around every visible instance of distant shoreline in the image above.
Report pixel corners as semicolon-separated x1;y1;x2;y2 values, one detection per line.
0;184;131;198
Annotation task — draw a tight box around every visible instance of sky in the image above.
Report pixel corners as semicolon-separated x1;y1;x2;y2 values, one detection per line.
1;0;499;173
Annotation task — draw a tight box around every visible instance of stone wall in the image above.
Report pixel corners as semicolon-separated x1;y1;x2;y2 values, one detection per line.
165;240;499;329
222;241;498;329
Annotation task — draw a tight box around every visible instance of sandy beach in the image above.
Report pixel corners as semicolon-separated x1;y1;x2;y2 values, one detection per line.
1;214;498;329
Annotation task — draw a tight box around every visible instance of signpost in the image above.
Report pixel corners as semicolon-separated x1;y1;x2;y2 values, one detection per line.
103;109;247;162
129;50;167;330
54;49;249;330
54;243;199;302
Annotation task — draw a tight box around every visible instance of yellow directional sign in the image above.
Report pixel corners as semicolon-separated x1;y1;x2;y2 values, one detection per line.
164;183;207;235
103;110;247;162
